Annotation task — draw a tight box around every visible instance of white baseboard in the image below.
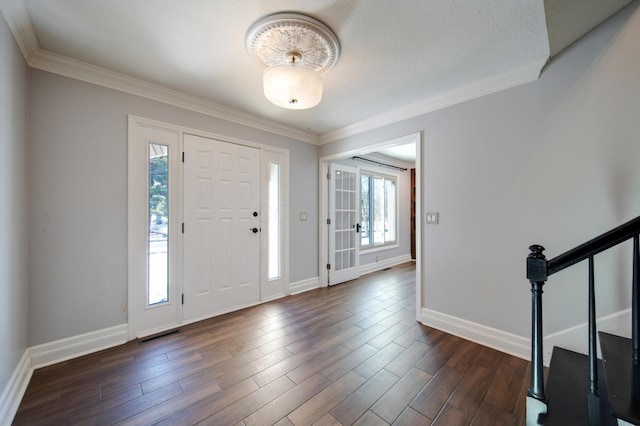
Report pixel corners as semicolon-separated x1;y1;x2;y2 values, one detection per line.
1;324;128;424
421;308;531;361
0;351;32;426
421;308;632;367
542;308;631;365
28;324;129;369
360;254;414;276
289;276;320;295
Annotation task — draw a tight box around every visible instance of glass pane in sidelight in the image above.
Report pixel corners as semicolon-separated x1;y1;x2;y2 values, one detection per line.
268;162;281;280
148;143;169;305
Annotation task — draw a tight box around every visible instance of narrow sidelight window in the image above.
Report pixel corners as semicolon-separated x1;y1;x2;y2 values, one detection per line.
268;162;281;280
148;143;169;305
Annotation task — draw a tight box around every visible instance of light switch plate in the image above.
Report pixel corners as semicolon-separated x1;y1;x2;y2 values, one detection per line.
426;212;439;224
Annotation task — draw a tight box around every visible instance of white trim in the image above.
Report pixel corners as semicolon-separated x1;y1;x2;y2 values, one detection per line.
128;118;183;340
0;1;317;146
29;324;128;369
421;308;633;367
542;308;631;365
1;1;548;147
289;277;320;295
317;57;548;145
319;132;422;315
261;293;287;304
0;351;31;426
28;49;317;144
0;324;128;424
129;115;291;338
359;255;413;276
360;243;400;254
421;308;531;361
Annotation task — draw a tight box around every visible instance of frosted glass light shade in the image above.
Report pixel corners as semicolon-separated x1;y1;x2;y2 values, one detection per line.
263;64;323;109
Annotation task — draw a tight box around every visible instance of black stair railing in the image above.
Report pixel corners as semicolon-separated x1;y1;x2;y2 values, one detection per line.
526;215;640;425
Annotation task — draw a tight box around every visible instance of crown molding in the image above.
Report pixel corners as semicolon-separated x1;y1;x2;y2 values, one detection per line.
318;56;549;145
28;49;318;144
3;0;549;147
0;0;39;61
1;0;318;145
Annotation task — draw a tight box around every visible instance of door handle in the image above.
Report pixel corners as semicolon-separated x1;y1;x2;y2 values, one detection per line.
356;223;361;233
250;227;260;233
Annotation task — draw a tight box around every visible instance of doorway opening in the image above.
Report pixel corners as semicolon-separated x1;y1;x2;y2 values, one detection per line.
318;132;423;321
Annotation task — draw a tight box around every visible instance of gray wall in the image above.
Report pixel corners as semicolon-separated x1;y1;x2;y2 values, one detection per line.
27;70;318;346
322;2;640;339
0;13;29;388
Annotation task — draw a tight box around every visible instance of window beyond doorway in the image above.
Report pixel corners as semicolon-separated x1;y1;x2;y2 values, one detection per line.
360;171;397;249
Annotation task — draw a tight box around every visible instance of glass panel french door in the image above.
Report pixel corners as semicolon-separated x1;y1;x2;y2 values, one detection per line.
328;163;360;285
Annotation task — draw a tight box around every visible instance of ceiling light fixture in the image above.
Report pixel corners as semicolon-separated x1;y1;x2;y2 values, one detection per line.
246;12;340;110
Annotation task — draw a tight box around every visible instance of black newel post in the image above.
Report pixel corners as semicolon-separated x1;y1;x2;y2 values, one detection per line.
633;235;640;403
587;256;600;425
527;245;548;402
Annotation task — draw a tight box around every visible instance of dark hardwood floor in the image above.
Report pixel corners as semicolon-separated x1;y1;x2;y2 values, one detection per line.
14;262;529;425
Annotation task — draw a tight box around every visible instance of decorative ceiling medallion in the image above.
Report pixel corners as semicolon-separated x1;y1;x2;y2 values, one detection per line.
245;12;340;74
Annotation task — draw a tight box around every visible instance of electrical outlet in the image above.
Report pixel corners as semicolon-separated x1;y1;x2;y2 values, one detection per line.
426;212;439;224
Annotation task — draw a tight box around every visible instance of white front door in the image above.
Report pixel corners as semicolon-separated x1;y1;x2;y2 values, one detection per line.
328;163;360;285
183;134;261;322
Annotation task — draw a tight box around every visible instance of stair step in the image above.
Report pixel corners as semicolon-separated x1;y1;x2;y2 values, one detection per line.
599;332;640;425
542;346;616;425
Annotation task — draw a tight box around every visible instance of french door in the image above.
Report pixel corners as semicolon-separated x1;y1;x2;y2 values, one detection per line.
182;134;261;322
328;163;360;285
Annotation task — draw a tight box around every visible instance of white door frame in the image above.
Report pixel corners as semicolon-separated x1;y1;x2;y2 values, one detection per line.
318;132;423;320
128;115;290;339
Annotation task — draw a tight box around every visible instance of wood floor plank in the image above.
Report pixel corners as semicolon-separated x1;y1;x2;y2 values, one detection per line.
330;369;399;426
14;263;531;426
352;410;389;426
432;404;474;426
78;382;184;425
285;345;350;385
311;413;342;426
320;344;378;382
114;378;226;425
393;406;433;425
287;371;366;426
447;365;493;416
415;333;463;375
410;366;465;420
482;356;528;414
250;347;321;388
471;401;515;426
243;374;332;426
385;340;431;377
371;367;433;423
178;376;295;426
353;342;406;380
393;323;432;348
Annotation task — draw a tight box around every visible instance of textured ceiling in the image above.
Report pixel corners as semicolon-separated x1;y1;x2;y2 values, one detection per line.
1;0;633;144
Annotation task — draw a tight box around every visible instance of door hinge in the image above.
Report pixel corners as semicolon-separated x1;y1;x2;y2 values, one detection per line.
327;263;331;270
181;294;184;304
327;218;331;225
182;152;185;162
182;223;185;233
327;172;331;180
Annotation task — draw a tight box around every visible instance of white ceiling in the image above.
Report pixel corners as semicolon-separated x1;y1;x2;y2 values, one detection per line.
1;0;632;144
